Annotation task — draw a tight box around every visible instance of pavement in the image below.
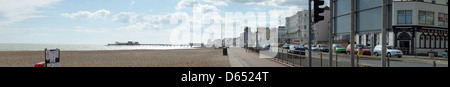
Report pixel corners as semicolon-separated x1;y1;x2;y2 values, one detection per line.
227;47;288;67
227;47;448;67
310;51;448;67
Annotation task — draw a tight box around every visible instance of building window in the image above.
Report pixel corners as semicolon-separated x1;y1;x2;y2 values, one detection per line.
366;35;369;46
442;36;446;48
438;13;448;27
446;36;448;48
398;10;412;24
419;11;434;25
437;36;441;48
426;35;430;48
420;35;425;48
431;35;435;48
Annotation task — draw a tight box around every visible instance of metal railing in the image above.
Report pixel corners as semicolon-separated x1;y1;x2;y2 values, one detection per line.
273;48;372;67
243;47;446;67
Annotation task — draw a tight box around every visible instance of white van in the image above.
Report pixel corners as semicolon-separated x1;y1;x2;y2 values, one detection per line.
373;45;403;58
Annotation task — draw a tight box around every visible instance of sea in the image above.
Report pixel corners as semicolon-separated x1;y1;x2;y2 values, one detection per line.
0;43;195;51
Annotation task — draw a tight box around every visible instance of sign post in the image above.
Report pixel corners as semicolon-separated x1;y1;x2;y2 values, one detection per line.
45;48;60;67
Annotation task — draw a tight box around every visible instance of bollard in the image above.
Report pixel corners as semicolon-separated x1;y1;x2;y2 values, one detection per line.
335;54;338;67
387;57;390;67
320;52;323;67
356;55;359;67
223;48;228;55
433;61;436;67
292;53;295;66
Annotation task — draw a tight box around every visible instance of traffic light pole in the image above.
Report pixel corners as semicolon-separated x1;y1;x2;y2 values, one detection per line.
381;0;388;67
350;0;355;67
308;0;312;67
329;0;334;67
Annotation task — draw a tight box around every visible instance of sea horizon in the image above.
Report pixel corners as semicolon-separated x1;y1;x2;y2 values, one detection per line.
0;43;196;51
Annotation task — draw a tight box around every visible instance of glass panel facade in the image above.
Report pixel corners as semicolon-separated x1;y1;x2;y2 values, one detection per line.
359;8;382;31
336;15;351;34
336;0;351;15
359;0;382;10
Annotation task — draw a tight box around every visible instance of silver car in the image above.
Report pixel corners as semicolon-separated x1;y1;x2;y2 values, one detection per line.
317;44;329;52
310;45;319;51
373;45;403;58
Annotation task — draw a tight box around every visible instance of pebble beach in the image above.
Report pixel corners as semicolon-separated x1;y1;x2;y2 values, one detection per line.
0;48;229;67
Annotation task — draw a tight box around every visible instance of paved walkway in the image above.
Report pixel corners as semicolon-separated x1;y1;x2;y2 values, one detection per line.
228;47;287;67
311;52;448;67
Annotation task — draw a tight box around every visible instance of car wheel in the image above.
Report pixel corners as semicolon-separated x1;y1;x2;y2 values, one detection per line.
374;52;379;56
387;53;391;57
398;56;402;58
347;52;350;55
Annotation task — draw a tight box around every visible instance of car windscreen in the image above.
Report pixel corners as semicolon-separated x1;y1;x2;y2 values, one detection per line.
335;45;344;48
356;45;367;49
387;46;394;49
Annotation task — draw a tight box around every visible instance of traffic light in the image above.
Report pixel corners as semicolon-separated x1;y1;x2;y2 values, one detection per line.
313;0;325;23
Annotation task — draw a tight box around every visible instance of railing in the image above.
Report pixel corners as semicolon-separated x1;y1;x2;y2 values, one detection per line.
242;47;446;67
273;48;372;67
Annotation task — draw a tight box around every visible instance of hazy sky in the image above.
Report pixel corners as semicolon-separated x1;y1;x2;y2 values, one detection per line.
0;0;329;44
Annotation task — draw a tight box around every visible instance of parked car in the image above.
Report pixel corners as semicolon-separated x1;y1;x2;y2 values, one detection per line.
317;44;329;52
310;45;319;51
282;44;290;49
346;44;371;55
373;45;403;58
262;44;271;50
332;44;346;53
288;45;306;55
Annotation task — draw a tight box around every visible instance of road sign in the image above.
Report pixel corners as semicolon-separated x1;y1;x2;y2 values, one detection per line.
45;49;60;67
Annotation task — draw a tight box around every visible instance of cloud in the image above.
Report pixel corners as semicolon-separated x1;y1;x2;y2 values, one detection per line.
0;0;60;25
117;22;161;30
206;0;309;9
61;9;111;19
176;0;220;13
203;0;228;6
131;0;135;6
112;12;171;24
176;0;200;10
113;12;185;31
193;4;221;13
112;12;138;23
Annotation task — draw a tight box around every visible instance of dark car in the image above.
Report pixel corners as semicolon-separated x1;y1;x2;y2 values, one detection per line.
288;45;306;55
282;44;291;49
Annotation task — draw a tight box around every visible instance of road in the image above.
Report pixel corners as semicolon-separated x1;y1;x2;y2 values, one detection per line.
306;51;448;67
227;47;447;67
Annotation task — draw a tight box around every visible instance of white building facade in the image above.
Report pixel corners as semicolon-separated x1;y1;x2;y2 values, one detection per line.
391;0;448;55
286;10;311;44
332;0;448;55
313;10;331;44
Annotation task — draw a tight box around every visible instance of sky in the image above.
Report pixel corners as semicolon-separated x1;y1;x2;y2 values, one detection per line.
0;0;330;45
